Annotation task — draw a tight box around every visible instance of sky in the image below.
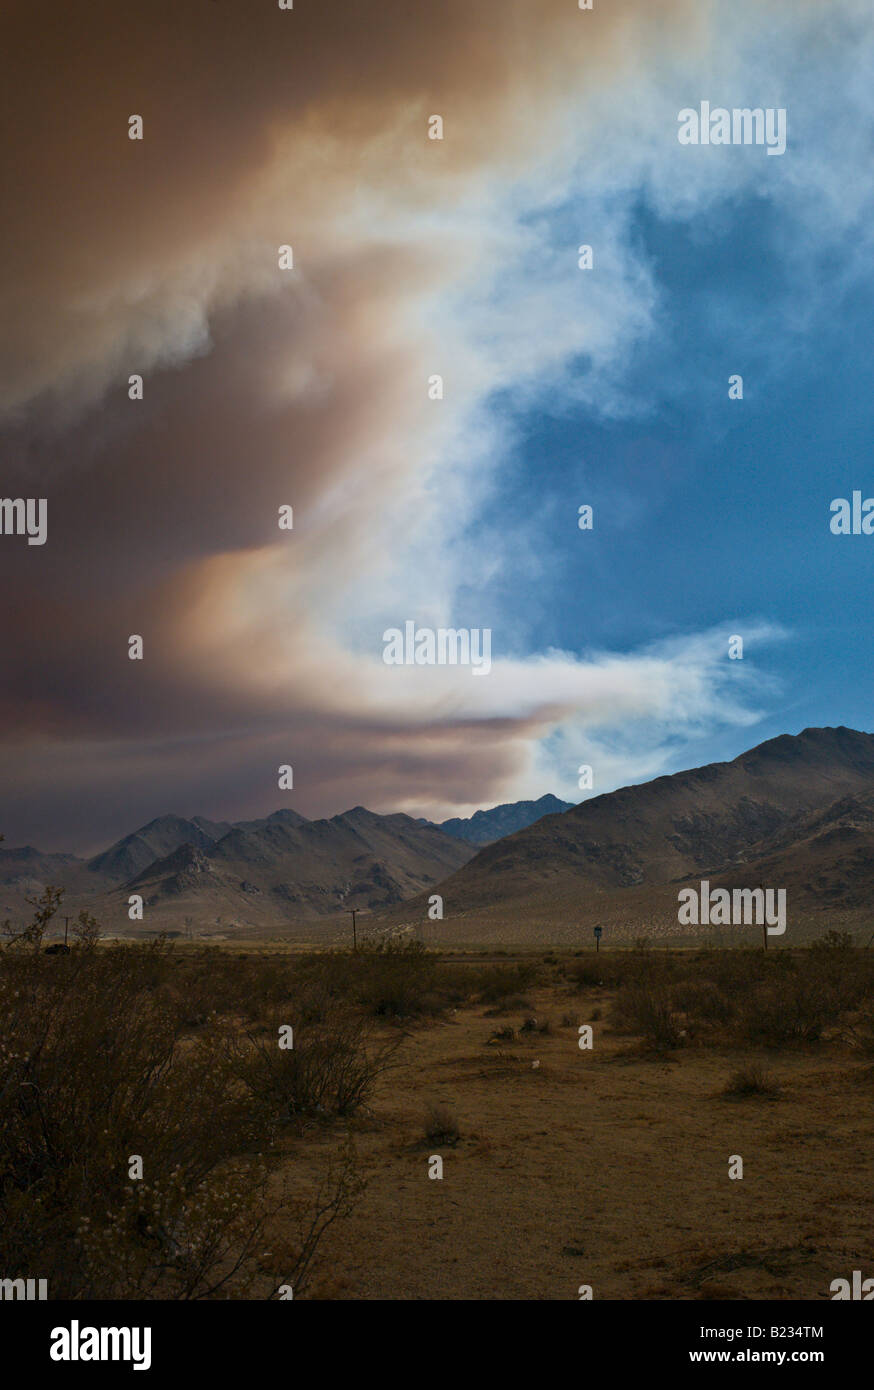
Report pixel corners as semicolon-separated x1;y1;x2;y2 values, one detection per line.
2;0;873;853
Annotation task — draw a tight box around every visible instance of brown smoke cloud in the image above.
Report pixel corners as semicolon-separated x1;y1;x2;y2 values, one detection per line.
0;0;712;849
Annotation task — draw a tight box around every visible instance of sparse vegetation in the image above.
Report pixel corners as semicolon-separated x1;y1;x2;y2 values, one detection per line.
423;1102;460;1146
0;898;373;1298
236;1007;400;1127
489;1023;516;1043
721;1065;780;1098
581;945;874;1051
473;962;539;1005
4;898;874;1300
612;980;685;1051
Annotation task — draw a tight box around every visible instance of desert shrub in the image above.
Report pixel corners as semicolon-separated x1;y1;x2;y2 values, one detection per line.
689;949;763;996
721;1065;780;1098
736;972;843;1045
841;1006;874;1055
671;978;734;1026
811;929;855;952
0;946;244;1294
291;945;543;1018
2;884;65;951
426;961;475;1005
354;939;439;1017
235;1007;399;1125
297;940;441;1019
565;957;608;989
612;981;684;1050
166;948;303;1025
471;962;538;1004
229;955;299;1021
423;1102;459;1145
71;1139;363;1301
0;935;365;1298
516;1014;551;1035
566;950;668;992
801;944;874;1013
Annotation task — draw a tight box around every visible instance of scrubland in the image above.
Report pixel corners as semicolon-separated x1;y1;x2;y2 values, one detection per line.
3;912;873;1299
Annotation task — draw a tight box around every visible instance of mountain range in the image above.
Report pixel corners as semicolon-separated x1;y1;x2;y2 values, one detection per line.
5;727;874;942
0;794;572;934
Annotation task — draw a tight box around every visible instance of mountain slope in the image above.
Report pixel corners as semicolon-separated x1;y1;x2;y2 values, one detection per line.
433;793;574;845
426;727;874;915
701;790;874;911
0;845;81;887
87;814;226;882
120;806;475;921
82;810;309;888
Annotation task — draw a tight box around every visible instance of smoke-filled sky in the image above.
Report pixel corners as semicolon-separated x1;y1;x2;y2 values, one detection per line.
2;0;874;853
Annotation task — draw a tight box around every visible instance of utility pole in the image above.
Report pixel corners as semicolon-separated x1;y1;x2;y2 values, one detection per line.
64;916;69;947
762;920;768;952
347;909;357;953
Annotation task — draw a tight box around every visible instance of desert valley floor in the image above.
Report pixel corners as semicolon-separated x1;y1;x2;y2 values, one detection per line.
259;948;874;1301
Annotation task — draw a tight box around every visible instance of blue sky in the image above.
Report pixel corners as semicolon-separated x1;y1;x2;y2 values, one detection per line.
448;95;874;799
475;192;874;661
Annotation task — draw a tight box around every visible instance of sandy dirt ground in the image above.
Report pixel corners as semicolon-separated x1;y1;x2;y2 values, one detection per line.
281;979;874;1301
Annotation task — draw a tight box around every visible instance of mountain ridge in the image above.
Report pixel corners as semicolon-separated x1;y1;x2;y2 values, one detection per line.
407;725;874;935
5;726;874;939
120;806;475;920
423;793;574;845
